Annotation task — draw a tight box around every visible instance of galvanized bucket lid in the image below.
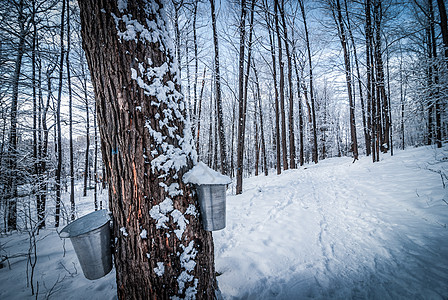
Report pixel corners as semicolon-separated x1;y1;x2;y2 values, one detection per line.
183;162;232;186
60;210;110;238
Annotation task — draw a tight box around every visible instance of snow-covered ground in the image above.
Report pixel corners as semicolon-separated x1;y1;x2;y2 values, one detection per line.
215;145;448;299
1;145;447;299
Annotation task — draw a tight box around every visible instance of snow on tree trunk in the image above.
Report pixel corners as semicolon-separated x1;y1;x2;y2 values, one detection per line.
77;0;217;298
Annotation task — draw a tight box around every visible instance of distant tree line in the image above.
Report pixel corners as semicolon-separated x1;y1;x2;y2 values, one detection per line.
0;0;446;230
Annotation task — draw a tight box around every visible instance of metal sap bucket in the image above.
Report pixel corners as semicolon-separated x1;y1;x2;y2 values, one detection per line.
60;210;112;280
196;184;226;231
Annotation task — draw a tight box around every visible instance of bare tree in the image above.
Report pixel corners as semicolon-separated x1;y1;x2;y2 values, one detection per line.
299;0;318;164
54;0;66;227
293;52;305;166
263;0;282;175
331;0;358;161
6;0;29;231
437;0;448;65
253;61;268;176
210;0;229;175
279;0;296;169
274;0;288;170
344;0;369;156
236;0;255;194
66;0;75;220
236;0;247;194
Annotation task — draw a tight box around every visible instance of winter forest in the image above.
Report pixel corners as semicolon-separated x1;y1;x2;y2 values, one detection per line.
0;0;447;299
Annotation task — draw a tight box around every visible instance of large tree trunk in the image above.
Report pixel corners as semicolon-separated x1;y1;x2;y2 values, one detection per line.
78;0;217;298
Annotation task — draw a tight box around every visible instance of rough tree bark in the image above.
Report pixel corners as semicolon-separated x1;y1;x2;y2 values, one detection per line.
78;0;217;298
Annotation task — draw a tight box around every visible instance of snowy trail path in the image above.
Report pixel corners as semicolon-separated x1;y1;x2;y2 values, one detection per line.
214;147;448;299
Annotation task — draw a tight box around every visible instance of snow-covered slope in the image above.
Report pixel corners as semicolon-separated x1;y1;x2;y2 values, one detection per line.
1;146;447;299
214;145;448;299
